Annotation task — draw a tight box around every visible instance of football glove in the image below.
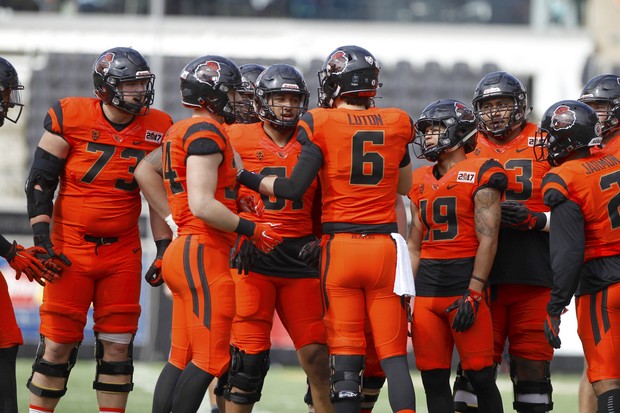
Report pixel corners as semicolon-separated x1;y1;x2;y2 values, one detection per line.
249;222;282;254
144;239;171;287
33;230;71;271
544;312;563;349
446;289;483;332
230;235;259;275
298;239;321;269
237;194;265;218
500;201;547;231
5;241;58;286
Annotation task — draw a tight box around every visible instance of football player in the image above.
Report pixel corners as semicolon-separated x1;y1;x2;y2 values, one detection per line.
225;63;332;413
147;55;281;413
0;55;61;413
460;71;554;413
408;99;506;413
575;73;620;413
237;45;417;413
536;100;620;413
24;47;173;413
237;63;265;124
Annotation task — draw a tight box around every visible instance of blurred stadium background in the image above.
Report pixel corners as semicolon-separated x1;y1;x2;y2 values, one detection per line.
1;0;619;398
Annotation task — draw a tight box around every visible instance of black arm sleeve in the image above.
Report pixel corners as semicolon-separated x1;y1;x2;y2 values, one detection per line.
272;138;323;201
547;199;585;315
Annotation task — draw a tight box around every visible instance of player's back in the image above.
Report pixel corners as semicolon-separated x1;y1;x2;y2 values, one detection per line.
298;106;413;232
543;150;620;262
163;116;237;250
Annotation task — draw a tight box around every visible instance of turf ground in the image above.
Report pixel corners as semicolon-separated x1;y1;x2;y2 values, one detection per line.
16;359;581;412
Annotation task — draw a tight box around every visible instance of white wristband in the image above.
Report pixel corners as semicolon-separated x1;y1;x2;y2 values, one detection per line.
165;214;178;239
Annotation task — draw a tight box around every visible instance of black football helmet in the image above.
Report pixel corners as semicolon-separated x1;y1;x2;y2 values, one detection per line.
93;47;155;116
317;45;380;108
180;55;243;125
237;63;265;123
413;99;477;162
0;56;24;127
472;71;530;140
534;100;602;166
578;74;620;139
254;64;309;129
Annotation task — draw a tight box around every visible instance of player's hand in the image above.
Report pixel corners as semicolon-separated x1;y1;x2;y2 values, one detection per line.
299;238;321;269
237;194;265;218
33;233;71;271
145;239;171;287
446;289;482;332
249;222;282;254
6;242;58;286
500;201;546;231
544;312;562;349
230;235;259;275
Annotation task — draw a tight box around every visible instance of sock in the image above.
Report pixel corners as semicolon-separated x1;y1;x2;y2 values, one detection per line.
171;362;215;413
99;408;125;413
0;346;19;413
29;405;54;413
152;362;183;413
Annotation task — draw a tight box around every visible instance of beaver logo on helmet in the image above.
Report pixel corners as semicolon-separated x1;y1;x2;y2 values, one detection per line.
195;60;221;84
454;102;475;122
551;105;576;131
327;51;348;75
95;53;114;76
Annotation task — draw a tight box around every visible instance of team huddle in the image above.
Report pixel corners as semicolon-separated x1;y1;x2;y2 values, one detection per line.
0;43;618;413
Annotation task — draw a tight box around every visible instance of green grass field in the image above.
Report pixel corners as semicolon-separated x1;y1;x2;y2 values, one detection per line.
16;359;580;412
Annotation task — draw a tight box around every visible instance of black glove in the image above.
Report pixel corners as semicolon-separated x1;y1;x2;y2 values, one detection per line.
500;201;547;231
298;239;321;269
32;222;71;271
446;289;483;332
544;312;562;349
230;234;259;275
144;239;171;287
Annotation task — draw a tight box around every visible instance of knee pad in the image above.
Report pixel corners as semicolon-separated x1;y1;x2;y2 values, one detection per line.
510;360;553;413
361;375;385;410
453;363;479;413
597;389;620;413
329;355;364;403
225;346;270;405
27;335;80;399
93;333;134;393
466;365;499;397
214;370;229;396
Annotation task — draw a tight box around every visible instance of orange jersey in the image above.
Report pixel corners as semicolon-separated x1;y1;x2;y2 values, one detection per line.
409;158;507;259
469;122;550;212
298;107;413;227
542;151;620;261
228;123;318;238
46;97;172;238
162;117;238;250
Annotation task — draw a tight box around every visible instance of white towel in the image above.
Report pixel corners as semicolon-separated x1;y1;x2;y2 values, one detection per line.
390;233;416;297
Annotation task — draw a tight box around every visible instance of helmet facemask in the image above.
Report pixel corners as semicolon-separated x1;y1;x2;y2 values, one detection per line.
474;95;528;140
0;84;24;126
256;90;308;130
106;74;155;116
414;99;477;162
